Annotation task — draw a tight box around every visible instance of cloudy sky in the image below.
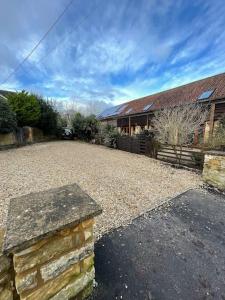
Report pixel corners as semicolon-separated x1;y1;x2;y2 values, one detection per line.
1;0;225;112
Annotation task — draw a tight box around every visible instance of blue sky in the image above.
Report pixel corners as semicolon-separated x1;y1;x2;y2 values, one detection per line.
1;0;225;113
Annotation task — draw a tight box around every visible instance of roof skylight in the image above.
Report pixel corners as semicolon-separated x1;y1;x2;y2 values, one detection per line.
125;108;133;114
198;89;214;100
143;103;153;112
116;104;128;114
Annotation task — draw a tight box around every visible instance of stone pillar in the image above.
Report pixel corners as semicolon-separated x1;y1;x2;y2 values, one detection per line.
0;229;14;300
203;151;225;190
3;184;102;300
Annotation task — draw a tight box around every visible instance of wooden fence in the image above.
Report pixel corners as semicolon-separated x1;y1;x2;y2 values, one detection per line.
117;135;204;169
117;134;158;157
157;145;204;168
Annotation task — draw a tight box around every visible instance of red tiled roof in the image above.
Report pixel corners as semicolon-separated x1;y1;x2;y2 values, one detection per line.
100;72;225;119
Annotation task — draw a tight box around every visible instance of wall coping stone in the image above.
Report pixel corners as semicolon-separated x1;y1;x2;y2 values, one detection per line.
3;184;102;254
204;150;225;157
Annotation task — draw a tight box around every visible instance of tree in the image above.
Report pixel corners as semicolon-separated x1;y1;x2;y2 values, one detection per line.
152;103;208;164
57;114;68;128
85;114;99;140
72;112;87;139
7;91;41;127
72;113;99;140
36;97;58;135
0;96;17;133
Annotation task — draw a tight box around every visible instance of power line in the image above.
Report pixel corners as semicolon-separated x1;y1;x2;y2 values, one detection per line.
27;0;101;67
1;0;75;86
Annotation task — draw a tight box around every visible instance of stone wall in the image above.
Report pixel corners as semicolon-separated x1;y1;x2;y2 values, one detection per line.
0;127;45;149
203;151;225;190
0;229;14;300
2;184;102;300
13;219;95;300
0;133;16;147
23;127;44;144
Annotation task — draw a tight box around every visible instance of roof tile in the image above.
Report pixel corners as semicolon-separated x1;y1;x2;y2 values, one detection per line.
99;72;225;119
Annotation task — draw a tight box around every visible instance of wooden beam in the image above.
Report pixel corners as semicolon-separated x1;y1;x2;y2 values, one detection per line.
209;102;216;136
146;115;149;128
193;129;199;145
129;116;131;136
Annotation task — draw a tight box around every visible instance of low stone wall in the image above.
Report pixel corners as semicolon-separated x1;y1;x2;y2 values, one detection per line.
203;151;225;190
0;229;13;300
0;133;16;147
14;220;95;300
23;127;44;143
2;184;102;300
0;127;46;149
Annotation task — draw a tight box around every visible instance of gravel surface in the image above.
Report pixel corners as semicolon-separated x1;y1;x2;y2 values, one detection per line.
0;141;202;238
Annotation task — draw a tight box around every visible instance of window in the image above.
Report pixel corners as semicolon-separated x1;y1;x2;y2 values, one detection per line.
143;103;153;111
117;104;128;114
125;108;133;114
198;89;214;100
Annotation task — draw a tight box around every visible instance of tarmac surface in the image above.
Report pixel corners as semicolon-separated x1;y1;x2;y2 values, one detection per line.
89;189;225;300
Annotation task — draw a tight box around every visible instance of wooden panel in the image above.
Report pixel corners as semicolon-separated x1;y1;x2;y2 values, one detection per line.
130;115;147;126
214;102;225;121
157;145;204;168
117;118;129;127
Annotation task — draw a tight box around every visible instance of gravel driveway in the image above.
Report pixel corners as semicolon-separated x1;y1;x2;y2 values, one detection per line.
0;141;202;238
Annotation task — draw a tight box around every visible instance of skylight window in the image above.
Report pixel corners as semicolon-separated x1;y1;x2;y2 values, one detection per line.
198;89;214;100
117;104;128;114
125;108;133;114
98;105;120;118
143;103;153;112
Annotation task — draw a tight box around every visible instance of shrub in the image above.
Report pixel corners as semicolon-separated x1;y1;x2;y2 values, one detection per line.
152;103;208;164
72;113;99;140
7;91;41;127
85;114;99;140
0;96;17;133
36;97;58;135
102;124;120;148
57;115;68;128
191;152;204;168
206;115;225;150
72;112;87;139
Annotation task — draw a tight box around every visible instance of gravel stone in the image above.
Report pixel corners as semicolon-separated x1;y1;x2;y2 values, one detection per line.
0;141;202;238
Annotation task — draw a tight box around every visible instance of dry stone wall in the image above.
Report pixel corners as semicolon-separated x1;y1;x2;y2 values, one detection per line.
203;151;225;190
13;220;95;300
0;229;13;300
2;184;102;300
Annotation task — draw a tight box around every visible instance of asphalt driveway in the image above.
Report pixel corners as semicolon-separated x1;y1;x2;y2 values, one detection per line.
89;189;225;300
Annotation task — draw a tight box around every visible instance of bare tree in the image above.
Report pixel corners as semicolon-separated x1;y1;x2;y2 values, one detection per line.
152;103;209;164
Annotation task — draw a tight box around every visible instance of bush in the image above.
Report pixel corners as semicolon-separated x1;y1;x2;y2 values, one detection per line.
206;115;225;150
36;97;58;135
57;115;67;128
0;96;17;133
72;112;87;139
7;91;41;127
102;124;120;148
72;113;99;140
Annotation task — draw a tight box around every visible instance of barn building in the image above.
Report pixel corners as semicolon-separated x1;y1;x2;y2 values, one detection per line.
98;72;225;144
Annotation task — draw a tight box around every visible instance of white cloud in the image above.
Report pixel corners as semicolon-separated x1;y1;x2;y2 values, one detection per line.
0;0;225;111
